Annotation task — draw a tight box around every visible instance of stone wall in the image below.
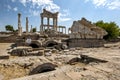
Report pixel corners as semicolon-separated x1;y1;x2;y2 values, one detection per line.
67;39;105;48
0;35;17;43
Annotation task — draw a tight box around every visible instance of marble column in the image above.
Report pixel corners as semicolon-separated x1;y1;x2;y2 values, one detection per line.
40;15;43;32
55;18;58;31
30;25;33;33
18;13;22;36
65;27;66;34
47;18;49;30
53;18;55;30
62;27;63;33
59;26;60;32
26;17;29;34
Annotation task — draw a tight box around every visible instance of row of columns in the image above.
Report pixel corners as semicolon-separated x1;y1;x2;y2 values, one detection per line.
40;17;58;32
18;13;34;36
58;26;66;34
18;12;67;36
40;16;67;34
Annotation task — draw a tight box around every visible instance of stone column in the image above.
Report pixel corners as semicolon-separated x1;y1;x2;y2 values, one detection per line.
53;18;55;30
47;18;49;30
55;18;58;31
26;17;29;34
59;26;60;32
65;27;66;34
40;15;43;32
62;27;63;33
18;13;22;36
30;25;33;33
43;26;45;31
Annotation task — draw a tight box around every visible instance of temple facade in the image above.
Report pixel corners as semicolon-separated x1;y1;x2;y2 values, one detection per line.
40;9;58;32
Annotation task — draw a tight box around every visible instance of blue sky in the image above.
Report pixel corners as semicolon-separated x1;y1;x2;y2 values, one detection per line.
0;0;120;31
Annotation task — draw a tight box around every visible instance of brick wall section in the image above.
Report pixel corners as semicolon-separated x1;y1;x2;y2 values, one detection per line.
67;39;105;48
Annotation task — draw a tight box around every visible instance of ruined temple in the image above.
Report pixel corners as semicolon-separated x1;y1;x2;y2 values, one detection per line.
40;9;58;32
67;18;108;48
69;18;108;39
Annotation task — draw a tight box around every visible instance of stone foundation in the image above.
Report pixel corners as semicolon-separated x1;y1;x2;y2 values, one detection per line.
0;35;17;43
67;39;105;48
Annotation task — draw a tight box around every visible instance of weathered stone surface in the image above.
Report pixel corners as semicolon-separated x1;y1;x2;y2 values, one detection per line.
29;63;57;75
67;38;105;48
0;74;4;80
1;42;120;80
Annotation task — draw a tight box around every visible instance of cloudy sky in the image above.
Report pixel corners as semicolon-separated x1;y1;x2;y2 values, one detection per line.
0;0;120;31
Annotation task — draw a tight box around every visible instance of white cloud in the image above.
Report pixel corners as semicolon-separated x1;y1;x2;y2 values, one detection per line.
58;10;71;22
107;0;120;10
29;10;40;16
19;0;27;6
59;18;71;22
11;0;15;2
85;0;120;10
7;5;12;10
13;7;18;11
92;0;107;7
19;0;60;12
19;0;71;22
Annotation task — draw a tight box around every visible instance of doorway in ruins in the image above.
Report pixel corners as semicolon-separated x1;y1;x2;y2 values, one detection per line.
45;41;58;48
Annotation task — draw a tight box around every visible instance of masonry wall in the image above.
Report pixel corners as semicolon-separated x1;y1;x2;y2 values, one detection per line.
0;35;17;43
67;39;105;48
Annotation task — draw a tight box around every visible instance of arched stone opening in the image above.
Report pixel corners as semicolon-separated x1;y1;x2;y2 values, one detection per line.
29;44;39;48
45;41;58;47
29;63;57;75
67;57;81;65
47;43;57;47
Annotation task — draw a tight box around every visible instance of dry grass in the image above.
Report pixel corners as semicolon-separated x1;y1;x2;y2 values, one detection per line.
0;64;29;80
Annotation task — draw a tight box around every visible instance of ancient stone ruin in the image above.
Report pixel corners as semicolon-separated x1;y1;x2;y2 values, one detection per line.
40;9;66;35
69;18;108;39
1;9;120;80
67;18;108;48
40;9;58;32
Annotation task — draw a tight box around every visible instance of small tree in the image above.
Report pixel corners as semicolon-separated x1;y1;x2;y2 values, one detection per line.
5;25;14;32
32;28;36;32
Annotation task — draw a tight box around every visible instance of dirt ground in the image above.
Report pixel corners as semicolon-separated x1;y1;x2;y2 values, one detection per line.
0;43;12;55
0;42;120;80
